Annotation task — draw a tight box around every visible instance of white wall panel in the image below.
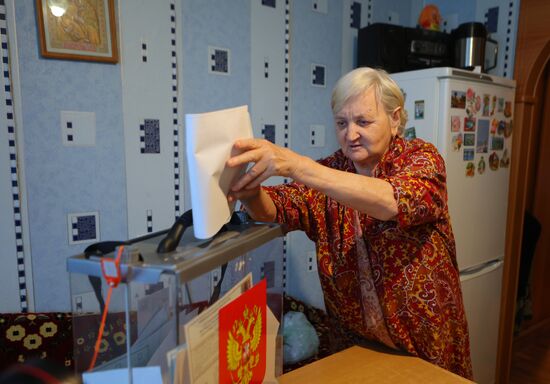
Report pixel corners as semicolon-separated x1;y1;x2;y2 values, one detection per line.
251;0;288;188
251;0;290;293
475;0;520;78
283;0;344;309
341;0;371;74
119;0;183;237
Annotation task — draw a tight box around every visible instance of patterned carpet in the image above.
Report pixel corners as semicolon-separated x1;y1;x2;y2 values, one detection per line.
0;312;135;374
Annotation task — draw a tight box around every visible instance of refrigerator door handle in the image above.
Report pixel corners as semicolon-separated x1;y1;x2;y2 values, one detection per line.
459;259;503;282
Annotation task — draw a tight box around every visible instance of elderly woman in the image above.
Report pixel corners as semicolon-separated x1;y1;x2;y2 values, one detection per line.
227;67;473;379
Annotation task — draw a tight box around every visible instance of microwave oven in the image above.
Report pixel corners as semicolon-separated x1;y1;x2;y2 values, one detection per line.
357;23;452;73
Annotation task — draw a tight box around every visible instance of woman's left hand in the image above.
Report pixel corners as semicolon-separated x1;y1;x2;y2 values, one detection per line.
227;138;303;191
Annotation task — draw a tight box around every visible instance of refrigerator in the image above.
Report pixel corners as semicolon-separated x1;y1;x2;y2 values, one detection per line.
391;67;515;384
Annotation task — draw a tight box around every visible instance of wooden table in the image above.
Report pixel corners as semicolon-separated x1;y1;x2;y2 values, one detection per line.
278;346;473;383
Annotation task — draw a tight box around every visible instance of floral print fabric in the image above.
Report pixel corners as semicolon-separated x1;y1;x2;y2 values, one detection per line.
263;136;473;379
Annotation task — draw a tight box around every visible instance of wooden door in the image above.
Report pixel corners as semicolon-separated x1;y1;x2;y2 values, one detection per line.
525;66;550;326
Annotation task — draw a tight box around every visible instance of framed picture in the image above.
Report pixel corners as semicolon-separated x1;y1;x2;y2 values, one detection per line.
36;0;118;63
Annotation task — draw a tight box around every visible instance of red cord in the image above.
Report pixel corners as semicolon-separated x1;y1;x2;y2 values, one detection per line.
87;285;113;371
87;246;125;371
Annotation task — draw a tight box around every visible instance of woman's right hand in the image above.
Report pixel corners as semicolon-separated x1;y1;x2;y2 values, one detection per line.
227;185;261;204
226;138;303;192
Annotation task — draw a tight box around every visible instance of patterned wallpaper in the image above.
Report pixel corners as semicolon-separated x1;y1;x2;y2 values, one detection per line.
8;0;127;311
0;0;33;313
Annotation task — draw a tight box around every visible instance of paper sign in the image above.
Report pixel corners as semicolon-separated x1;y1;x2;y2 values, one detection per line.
219;279;267;384
186;105;253;239
184;273;253;383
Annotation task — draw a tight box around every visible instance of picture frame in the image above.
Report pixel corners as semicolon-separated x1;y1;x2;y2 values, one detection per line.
36;0;118;63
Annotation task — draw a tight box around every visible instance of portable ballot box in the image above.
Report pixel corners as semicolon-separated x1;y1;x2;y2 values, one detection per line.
67;221;284;383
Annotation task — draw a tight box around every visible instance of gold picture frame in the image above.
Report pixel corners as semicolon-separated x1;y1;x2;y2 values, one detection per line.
36;0;118;63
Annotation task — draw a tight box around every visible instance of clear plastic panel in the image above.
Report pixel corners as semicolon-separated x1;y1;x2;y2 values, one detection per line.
69;234;283;383
70;271;178;375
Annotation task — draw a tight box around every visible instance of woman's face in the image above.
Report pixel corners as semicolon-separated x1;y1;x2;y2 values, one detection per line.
334;86;399;175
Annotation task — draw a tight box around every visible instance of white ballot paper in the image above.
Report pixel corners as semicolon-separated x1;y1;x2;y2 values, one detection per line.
184;273;253;384
186;105;253;239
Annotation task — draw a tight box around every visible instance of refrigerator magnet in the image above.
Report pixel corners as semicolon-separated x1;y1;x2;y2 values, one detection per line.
466;102;474;117
465;88;476;116
404;126;417;140
500;149;510;168
464;148;474;161
414;100;425;119
452;133;463;151
498;120;506;135
491;136;504;151
476;120;489;153
464;133;475;147
466;162;475;177
498;97;505;112
491;118;499;134
483;94;491;116
451;115;461;132
504;101;513;118
504;120;513;138
478;156;486;175
451;90;466;109
464;117;476;132
491;95;497;116
489;152;500;171
466;95;481;117
466;88;475;102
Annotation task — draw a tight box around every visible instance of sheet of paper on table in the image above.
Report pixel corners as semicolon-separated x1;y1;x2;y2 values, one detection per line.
185;105;253;239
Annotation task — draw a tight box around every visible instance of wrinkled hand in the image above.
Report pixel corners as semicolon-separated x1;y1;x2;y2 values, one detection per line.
227;138;302;193
226;184;261;204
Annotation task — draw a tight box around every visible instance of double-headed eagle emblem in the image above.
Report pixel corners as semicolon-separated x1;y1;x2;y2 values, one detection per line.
226;305;263;384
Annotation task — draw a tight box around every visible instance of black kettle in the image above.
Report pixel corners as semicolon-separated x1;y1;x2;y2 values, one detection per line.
452;22;498;72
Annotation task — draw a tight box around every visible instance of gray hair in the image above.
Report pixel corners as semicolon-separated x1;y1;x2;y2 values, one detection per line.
331;67;408;135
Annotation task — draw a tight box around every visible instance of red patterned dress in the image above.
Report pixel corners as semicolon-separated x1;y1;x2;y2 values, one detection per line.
264;136;473;379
